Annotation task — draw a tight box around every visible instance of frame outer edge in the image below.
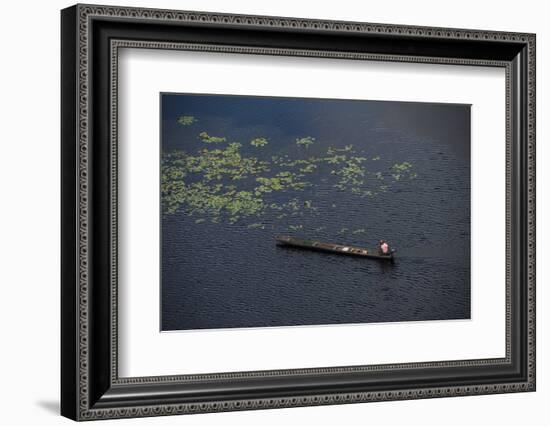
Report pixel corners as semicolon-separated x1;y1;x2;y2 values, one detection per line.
77;2;91;420
66;4;536;421
527;33;535;390
61;4;80;422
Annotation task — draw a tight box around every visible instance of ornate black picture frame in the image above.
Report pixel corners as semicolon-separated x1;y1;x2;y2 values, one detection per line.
61;4;536;421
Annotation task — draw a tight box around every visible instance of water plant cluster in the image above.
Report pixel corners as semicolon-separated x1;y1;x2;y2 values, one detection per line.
177;115;198;126
162;116;417;232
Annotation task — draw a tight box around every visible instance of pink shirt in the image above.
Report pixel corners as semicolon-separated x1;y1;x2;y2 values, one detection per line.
381;243;389;254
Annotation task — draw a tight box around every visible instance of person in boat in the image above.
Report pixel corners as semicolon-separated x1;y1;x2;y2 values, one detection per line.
378;240;390;256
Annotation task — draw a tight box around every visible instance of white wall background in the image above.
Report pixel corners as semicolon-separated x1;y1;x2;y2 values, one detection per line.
0;0;546;424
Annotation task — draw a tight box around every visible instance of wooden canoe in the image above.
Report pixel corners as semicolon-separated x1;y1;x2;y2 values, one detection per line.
275;235;394;261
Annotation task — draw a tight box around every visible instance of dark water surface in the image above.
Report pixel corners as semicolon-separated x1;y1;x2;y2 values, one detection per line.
161;94;471;331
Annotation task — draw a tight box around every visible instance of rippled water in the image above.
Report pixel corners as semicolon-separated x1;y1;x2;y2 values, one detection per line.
161;95;470;331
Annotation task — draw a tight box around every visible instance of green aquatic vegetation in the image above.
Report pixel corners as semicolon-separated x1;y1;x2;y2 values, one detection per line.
282;199;301;212
326;154;347;164
296;136;315;148
372;156;381;161
352;228;366;234
258;171;310;194
251;137;268;147
392;161;413;173
254;171;306;195
163;140;309;224
391;161;414;181
299;163;317;173
189;143;269;183
289;224;303;231
248;223;265;229
332;158;366;190
161;127;417;229
198;131;227;143
177;115;198;126
162;169;264;221
226;191;264;216
328;145;355;154
279;158;314;168
255;176;282;192
161;165;186;182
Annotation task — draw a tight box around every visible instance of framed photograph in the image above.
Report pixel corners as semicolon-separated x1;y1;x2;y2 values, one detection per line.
61;4;536;421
